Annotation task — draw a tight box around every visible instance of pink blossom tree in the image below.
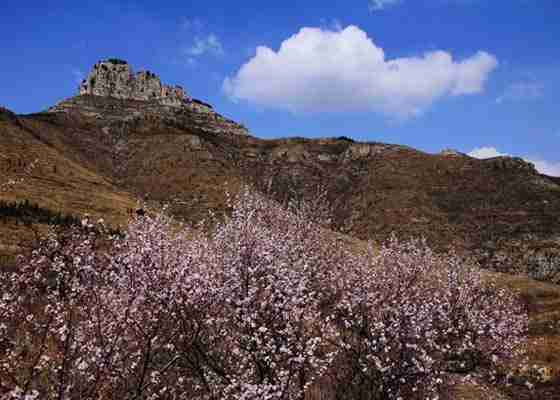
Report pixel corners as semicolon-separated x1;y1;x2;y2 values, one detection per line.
324;238;527;399
207;189;338;400
0;224;107;399
0;188;527;400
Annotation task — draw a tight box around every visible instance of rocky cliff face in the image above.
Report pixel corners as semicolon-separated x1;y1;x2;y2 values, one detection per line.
79;59;189;107
48;59;249;136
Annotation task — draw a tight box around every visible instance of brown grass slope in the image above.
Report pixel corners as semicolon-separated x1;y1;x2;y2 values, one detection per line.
3;96;560;255
2;97;560;396
0;106;137;260
452;272;560;399
14;96;559;252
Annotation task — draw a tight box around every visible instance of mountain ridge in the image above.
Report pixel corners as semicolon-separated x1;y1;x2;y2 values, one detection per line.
2;99;558;252
1;59;559;263
2;60;560;397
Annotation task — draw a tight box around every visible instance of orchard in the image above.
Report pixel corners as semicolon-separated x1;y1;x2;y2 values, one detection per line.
0;189;527;400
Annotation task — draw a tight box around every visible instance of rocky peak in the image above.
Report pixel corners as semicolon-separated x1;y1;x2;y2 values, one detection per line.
79;59;190;107
47;59;249;136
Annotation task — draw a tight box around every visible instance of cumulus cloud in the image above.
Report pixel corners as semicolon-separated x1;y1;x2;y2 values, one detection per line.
468;146;560;177
369;0;401;11
496;81;544;104
223;26;498;118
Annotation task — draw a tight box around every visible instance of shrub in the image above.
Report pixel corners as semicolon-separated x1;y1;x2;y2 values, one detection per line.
525;252;560;284
0;224;108;399
324;240;527;399
476;243;560;285
0;200;82;228
0;189;527;400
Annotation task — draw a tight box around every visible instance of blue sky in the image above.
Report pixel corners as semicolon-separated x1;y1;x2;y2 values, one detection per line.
1;0;559;175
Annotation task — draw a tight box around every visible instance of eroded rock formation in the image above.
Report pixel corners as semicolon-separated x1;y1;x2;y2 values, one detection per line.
79;59;189;107
47;58;249;136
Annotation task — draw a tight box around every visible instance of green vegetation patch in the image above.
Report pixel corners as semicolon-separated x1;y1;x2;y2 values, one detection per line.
0;199;82;227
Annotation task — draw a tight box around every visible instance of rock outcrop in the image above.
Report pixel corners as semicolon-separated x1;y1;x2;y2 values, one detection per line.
47;59;249;136
79;59;189;107
439;148;466;157
482;156;536;173
342;142;408;161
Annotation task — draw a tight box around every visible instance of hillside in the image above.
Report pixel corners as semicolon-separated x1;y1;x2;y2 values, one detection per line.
1;61;560;263
0;106;138;261
1;60;559;258
3;109;559;256
1;59;560;397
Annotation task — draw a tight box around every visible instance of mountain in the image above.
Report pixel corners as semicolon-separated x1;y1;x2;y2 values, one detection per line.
1;58;560;397
2;59;560;260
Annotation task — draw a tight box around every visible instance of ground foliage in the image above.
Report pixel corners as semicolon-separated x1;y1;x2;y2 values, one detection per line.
0;189;527;400
0;200;82;228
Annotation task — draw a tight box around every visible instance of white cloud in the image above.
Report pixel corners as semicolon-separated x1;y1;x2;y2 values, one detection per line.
496;81;543;104
369;0;401;11
223;26;498;118
529;159;560;177
369;0;528;10
468;146;508;159
183;33;224;65
178;19;224;65
468;146;560;177
186;34;224;57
